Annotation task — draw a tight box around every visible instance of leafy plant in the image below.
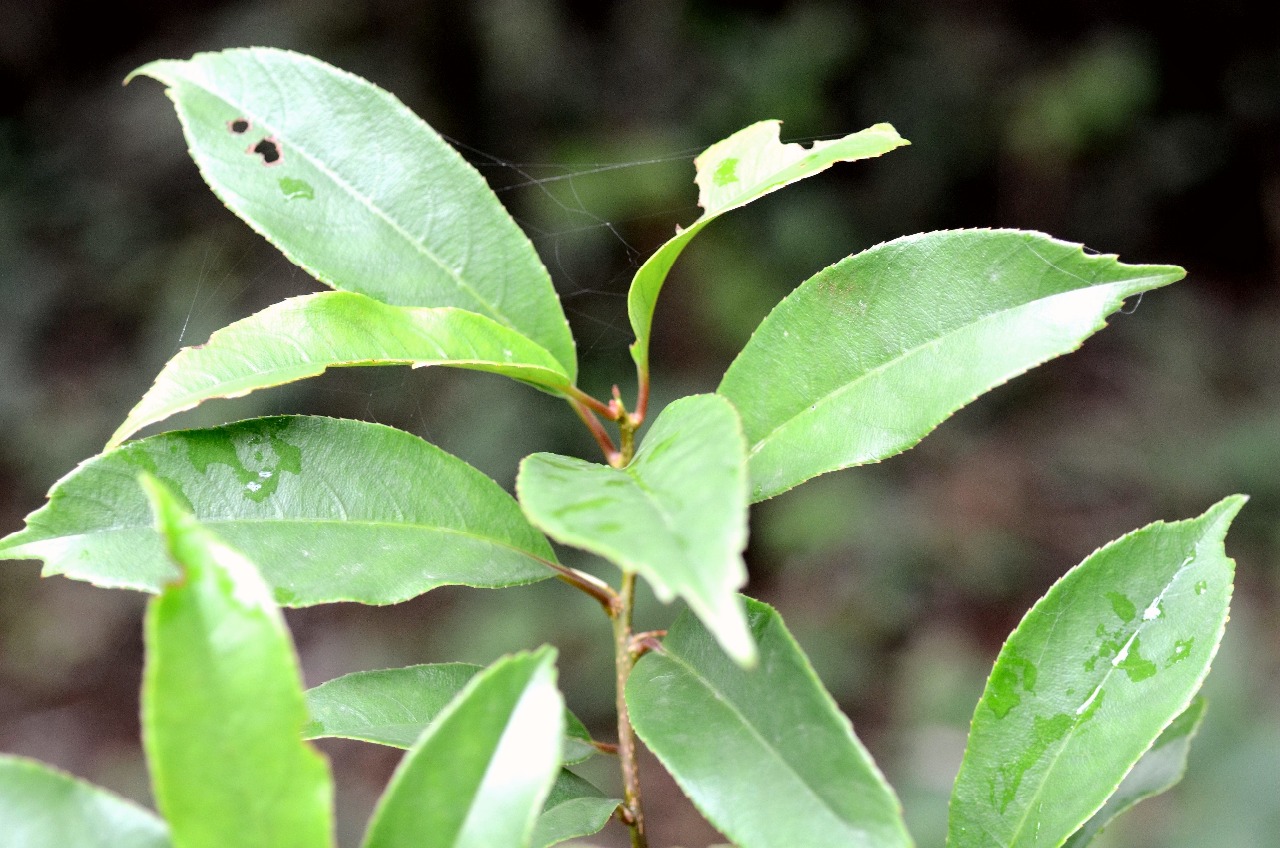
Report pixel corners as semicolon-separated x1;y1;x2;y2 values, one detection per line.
0;47;1245;848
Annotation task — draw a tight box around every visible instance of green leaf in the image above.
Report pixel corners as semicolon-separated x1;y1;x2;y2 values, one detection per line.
518;394;754;664
129;48;576;378
627;120;906;378
627;597;912;848
718;230;1186;501
139;475;333;848
362;648;563;848
947;497;1245;848
532;771;620;848
1061;698;1207;847
302;663;596;765
108;292;572;447
0;755;171;848
1;416;557;604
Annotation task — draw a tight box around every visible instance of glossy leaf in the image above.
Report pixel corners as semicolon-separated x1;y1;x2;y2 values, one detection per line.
718;230;1186;501
302;662;596;765
0;755;171;848
627;597;912;848
948;497;1245;848
518;394;754;664
628;120;906;377
130;48;576;377
140;475;333;848
362;648;563;848
0;416;557;604
531;770;620;848
108;293;572;446
1062;698;1207;847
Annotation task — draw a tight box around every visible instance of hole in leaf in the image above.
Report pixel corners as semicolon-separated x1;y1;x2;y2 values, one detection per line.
250;137;283;165
228;118;251;134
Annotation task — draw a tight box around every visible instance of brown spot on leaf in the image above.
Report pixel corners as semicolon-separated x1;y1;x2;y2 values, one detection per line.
228;117;251;134
249;137;283;165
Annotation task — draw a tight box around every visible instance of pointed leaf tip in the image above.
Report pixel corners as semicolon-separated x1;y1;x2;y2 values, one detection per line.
948;498;1243;848
135;47;576;378
721;229;1188;501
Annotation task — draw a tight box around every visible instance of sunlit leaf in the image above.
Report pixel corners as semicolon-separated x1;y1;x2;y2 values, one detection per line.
362;648;563;848
1;416;556;604
1062;698;1207;847
130;48;576;378
108;293;571;446
0;755;171;848
303;663;596;765
518;394;754;664
627;120;906;379
627;597;912;848
948;497;1245;848
718;229;1185;501
140;475;333;848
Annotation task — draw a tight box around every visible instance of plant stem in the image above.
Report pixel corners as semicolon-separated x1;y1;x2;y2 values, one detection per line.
568;398;622;466
633;363;650;425
564;384;616;419
538;557;619;613
612;570;647;847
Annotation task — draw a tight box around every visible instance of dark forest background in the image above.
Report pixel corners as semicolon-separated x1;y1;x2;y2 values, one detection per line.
1;1;1278;845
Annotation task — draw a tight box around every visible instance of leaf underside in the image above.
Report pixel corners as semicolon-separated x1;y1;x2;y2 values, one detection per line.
108;293;571;447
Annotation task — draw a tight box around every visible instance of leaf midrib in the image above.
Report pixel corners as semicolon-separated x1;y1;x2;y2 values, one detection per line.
183;52;512;333
657;649;880;842
1001;543;1202;846
745;275;1164;457
19;517;554;564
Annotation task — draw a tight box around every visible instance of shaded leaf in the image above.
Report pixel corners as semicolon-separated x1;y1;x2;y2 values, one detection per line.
303;663;596;765
1062;698;1207;847
627;597;912;848
1;416;557;604
130;48;576;377
628;121;906;378
531;770;620;848
518;394;754;664
718;230;1185;501
948;497;1245;848
108;293;571;446
140;475;333;848
0;755;171;848
362;648;563;848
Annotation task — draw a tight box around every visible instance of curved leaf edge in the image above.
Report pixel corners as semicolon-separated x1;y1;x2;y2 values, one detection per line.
1061;697;1208;848
722;228;1186;502
127;48;578;381
946;494;1245;847
1;414;563;604
106;293;573;448
0;753;171;843
626;120;908;375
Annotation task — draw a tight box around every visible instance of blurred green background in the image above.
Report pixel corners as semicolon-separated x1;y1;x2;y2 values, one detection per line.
1;2;1277;845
